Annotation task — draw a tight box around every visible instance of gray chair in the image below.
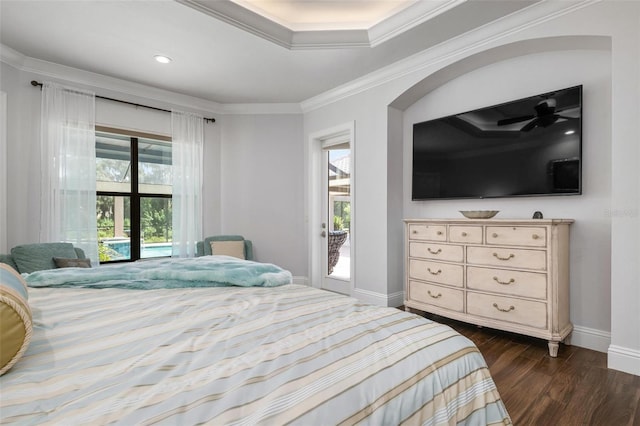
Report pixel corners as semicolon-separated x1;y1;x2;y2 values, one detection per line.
196;235;254;260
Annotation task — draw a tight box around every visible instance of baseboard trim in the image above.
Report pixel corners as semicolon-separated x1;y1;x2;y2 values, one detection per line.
291;276;309;286
352;288;404;307
568;325;611;353
608;345;640;376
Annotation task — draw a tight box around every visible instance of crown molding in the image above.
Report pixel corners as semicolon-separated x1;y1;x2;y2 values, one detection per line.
300;0;600;112
289;30;370;50
177;0;464;50
368;0;465;47
0;44;26;69
177;0;295;49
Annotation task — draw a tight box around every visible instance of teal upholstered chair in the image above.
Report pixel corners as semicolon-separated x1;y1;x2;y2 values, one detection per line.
0;243;87;273
196;235;254;260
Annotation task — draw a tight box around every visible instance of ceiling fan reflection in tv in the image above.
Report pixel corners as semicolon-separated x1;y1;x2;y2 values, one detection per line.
496;94;576;132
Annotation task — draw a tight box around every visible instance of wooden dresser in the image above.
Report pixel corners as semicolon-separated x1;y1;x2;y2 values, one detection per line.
404;218;573;357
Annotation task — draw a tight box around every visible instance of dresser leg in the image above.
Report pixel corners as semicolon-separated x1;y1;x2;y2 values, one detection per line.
548;341;559;357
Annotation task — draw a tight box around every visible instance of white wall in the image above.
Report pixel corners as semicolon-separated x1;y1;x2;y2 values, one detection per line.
403;49;613;343
1;63;40;247
0;62;20;252
387;107;405;303
304;91;395;304
220;114;306;276
0;90;6;252
608;3;640;375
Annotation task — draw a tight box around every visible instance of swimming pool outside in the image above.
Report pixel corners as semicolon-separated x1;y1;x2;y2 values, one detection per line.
142;244;173;258
101;240;172;260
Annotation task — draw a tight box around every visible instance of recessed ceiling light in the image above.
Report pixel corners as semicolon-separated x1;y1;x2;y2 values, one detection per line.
154;55;172;64
565;130;575;135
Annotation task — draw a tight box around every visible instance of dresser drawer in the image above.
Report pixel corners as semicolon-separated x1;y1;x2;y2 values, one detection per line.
486;226;547;247
449;226;483;244
409;281;464;312
408;224;447;242
467;292;547;329
467;246;546;270
408;259;463;287
409;242;463;262
467;266;547;300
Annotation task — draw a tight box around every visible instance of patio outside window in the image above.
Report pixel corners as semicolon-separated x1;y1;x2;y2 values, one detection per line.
96;129;172;262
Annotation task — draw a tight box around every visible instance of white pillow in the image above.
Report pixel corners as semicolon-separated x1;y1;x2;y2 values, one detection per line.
210;240;245;259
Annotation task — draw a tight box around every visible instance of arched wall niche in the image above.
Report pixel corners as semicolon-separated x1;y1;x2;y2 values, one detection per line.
390;35;611;111
386;33;614;355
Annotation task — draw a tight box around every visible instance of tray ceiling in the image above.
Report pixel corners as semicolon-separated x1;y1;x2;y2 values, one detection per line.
179;0;465;48
0;0;541;104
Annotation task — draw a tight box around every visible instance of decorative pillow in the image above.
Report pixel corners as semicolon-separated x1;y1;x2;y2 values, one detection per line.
0;254;19;272
0;263;32;376
53;257;92;268
210;240;245;259
11;243;78;274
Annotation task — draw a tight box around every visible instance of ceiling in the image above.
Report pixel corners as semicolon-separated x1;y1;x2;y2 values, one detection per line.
0;0;538;104
230;0;418;31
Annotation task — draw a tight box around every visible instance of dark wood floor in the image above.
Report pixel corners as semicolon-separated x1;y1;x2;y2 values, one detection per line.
420;313;640;425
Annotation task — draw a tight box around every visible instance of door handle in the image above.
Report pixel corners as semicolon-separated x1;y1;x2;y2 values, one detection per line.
321;230;326;237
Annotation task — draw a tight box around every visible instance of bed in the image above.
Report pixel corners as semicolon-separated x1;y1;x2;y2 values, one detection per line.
1;256;511;425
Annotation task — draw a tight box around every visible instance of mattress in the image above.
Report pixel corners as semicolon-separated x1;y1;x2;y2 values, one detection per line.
1;283;511;425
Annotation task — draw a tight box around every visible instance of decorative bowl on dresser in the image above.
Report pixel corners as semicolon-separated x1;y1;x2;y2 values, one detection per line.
404;218;573;357
459;210;500;219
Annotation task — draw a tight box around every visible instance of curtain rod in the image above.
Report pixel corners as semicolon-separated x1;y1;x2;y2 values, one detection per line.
30;80;215;123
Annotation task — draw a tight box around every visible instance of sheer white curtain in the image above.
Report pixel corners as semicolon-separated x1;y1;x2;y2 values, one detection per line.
171;110;204;258
40;82;98;265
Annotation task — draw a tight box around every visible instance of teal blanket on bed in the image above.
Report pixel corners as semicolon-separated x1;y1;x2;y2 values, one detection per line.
25;256;293;289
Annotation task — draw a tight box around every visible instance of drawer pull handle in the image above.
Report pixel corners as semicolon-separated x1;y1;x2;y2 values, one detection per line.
427;268;442;275
493;276;515;285
493;303;515;313
427;290;442;299
492;233;498;238
437;231;443;236
461;232;468;237
493;252;515;261
532;234;540;240
427;248;442;255
412;230;418;234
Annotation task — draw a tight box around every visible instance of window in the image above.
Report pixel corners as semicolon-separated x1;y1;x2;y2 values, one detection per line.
96;128;172;263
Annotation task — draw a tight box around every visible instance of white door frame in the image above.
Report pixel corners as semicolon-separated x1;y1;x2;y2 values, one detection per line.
307;121;355;294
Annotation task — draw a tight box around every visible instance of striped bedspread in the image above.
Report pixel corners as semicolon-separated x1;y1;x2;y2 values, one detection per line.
1;284;511;425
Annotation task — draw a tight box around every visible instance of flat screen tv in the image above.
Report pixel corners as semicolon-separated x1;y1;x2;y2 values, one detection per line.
412;85;582;200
